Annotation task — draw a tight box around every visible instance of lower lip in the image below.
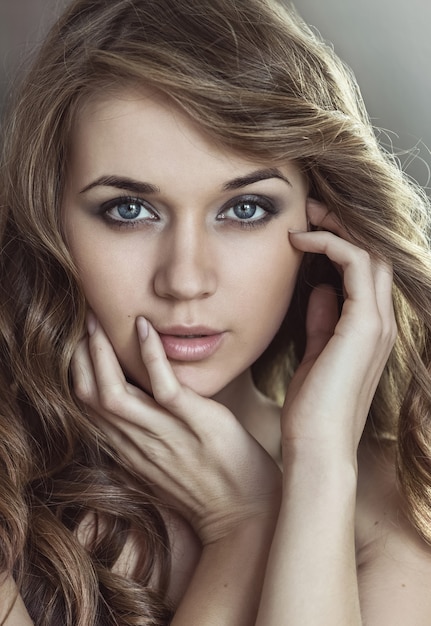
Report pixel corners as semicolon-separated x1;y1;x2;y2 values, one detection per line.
159;333;224;361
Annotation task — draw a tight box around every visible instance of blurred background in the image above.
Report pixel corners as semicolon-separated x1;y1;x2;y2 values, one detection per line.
0;0;429;193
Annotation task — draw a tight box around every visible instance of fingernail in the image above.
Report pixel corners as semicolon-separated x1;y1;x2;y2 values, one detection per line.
288;228;307;235
136;316;149;341
87;311;97;336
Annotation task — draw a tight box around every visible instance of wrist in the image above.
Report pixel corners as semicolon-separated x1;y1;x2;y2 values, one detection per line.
173;510;277;626
195;469;282;546
200;499;280;548
281;442;358;511
282;437;359;478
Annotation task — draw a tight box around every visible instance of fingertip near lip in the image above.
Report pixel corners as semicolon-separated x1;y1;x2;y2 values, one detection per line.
136;316;149;341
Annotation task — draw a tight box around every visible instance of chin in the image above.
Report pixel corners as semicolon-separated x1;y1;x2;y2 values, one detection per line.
127;367;224;401
169;363;231;399
172;373;223;398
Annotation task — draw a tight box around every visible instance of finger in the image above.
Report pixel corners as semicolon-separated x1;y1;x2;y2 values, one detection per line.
306;199;350;240
70;337;146;447
70;336;98;404
86;315;208;439
283;284;338;410
289;230;375;308
85;314;229;441
70;335;144;440
92;413;172;491
136;316;223;425
136;316;183;406
306;202;395;323
306;198;354;243
369;260;398;359
87;312;128;396
85;314;171;430
302;284;339;364
372;260;395;318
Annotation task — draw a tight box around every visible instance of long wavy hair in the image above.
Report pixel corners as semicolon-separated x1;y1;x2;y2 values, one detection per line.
1;0;431;623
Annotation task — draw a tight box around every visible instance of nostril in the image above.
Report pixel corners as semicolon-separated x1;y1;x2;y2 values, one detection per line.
153;260;216;300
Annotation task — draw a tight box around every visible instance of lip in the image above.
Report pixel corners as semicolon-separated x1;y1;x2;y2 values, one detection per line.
155;325;225;362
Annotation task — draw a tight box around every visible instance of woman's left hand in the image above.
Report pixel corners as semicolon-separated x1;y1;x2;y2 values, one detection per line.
254;200;397;626
283;199;397;465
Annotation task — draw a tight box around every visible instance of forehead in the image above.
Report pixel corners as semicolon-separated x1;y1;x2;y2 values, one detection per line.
71;87;222;155
67;87;306;193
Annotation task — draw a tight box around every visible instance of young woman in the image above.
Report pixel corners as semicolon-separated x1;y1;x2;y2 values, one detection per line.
1;0;431;624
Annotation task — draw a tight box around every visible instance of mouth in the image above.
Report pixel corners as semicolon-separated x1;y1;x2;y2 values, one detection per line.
155;326;225;362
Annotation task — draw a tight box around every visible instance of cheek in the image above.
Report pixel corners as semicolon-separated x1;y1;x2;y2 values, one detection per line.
68;233;142;312
64;229;152;378
250;239;302;304
82;274;149;385
81;272;139;331
70;244;151;367
70;246;141;344
258;247;303;334
229;238;303;346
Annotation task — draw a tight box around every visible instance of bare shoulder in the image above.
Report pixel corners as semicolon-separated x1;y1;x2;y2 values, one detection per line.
356;437;431;625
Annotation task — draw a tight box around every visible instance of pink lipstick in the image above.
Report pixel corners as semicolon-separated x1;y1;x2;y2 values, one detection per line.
156;326;224;361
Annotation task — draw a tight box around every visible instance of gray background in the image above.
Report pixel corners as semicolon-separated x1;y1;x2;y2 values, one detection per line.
1;0;429;192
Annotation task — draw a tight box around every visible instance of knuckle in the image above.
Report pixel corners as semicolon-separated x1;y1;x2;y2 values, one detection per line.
385;319;398;347
368;314;397;350
139;440;159;464
153;380;183;411
359;310;381;338
73;378;93;403
355;247;371;265
98;385;124;414
142;348;161;368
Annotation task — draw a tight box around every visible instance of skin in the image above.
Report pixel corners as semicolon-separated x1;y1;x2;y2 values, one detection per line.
62;89;308;424
61;87;306;611
8;89;431;625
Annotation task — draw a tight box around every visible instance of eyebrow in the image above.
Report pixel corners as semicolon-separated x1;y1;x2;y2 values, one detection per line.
80;175;160;195
79;167;292;195
222;168;292;191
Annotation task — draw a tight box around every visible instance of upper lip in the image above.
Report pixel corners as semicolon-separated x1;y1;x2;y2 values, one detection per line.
154;324;223;336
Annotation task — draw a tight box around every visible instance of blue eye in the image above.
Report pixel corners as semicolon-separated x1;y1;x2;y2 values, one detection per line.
218;195;276;227
116;201;144;220
230;202;266;221
101;197;157;225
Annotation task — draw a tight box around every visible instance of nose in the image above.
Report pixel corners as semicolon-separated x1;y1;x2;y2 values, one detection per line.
153;221;217;300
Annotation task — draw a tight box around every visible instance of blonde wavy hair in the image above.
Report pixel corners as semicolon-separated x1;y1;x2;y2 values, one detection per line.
1;0;431;623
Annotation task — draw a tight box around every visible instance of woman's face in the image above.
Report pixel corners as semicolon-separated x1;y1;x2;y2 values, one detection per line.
62;89;308;397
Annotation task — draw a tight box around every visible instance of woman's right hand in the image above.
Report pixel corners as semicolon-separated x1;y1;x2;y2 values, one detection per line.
70;316;281;546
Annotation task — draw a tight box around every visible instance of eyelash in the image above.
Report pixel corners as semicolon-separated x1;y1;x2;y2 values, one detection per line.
101;196;158;229
100;194;279;230
217;195;279;229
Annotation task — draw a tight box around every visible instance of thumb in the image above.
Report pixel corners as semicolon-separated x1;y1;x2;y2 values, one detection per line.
283;284;339;411
302;284;339;364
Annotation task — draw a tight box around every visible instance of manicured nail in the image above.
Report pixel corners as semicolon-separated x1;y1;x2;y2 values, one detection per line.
87;311;97;336
136;316;149;341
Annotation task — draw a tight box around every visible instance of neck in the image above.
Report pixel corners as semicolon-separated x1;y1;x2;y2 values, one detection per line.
213;369;282;463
